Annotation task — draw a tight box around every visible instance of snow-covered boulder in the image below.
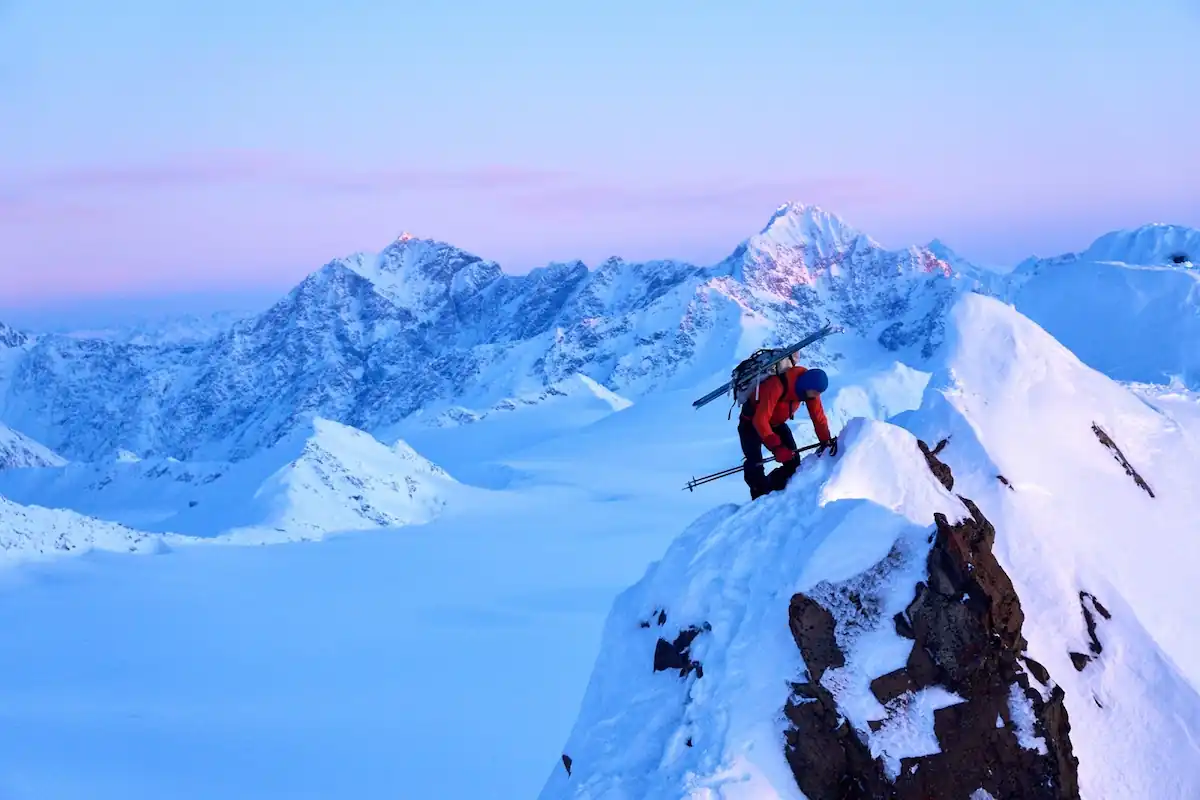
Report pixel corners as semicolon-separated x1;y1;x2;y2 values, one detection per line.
541;294;1200;799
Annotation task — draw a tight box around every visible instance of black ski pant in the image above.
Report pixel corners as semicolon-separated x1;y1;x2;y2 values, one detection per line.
738;416;799;497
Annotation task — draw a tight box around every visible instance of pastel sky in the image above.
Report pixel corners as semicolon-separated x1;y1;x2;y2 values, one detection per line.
2;0;1198;317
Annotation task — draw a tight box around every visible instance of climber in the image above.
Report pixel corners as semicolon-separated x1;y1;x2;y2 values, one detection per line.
739;364;836;499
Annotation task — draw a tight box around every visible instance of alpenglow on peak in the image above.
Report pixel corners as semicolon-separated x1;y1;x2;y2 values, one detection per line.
754;202;872;256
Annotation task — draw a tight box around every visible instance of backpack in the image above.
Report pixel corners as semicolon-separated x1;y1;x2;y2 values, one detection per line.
732;349;798;407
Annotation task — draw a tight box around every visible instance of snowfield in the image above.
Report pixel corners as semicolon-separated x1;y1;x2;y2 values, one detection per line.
0;210;1198;798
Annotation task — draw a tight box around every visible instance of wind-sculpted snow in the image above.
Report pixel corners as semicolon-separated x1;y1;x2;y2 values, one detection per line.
0;205;962;461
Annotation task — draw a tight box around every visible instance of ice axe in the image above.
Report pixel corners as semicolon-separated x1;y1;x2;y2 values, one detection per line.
683;442;824;492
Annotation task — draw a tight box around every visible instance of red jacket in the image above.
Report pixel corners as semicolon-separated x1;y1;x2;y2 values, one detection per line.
743;366;832;448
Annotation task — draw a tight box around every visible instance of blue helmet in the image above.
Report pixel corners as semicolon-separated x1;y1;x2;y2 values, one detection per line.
794;368;828;395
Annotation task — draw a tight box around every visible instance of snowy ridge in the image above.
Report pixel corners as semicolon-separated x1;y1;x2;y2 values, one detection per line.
541;419;976;799
543;294;1200;798
0;422;66;469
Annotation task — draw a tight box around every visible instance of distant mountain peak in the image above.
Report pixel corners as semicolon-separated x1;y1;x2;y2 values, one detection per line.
756;202;868;250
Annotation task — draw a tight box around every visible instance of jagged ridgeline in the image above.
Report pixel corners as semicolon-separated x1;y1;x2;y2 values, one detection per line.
0;205;962;461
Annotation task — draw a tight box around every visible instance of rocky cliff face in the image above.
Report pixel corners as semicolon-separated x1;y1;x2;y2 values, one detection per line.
784;441;1079;799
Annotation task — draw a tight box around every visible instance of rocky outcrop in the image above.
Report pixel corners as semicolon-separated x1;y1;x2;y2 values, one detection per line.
1092;423;1155;498
1068;591;1112;672
783;441;1081;799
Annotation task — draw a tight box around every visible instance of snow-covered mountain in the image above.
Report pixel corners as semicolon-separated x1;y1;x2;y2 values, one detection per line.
0;204;966;462
541;294;1200;798
0;418;459;541
0;422;66;469
205;418;459;544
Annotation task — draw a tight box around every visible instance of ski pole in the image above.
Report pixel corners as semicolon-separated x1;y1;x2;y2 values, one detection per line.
683;442;822;491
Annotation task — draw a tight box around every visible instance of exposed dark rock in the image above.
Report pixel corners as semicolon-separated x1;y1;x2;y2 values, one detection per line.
783;681;892;799
782;442;1080;800
1171;251;1190;264
1091;423;1155;497
871;668;917;705
1079;591;1110;656
561;753;572;776
918;438;954;491
997;474;1014;491
1024;656;1051;686
653;624;708;678
788;594;844;682
657;609;667;626
1068;591;1112;672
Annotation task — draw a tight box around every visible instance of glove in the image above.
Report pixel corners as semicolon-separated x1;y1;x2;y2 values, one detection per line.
772;446;795;463
817;436;839;457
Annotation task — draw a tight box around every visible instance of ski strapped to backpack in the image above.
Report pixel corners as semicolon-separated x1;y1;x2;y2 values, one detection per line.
691;322;844;415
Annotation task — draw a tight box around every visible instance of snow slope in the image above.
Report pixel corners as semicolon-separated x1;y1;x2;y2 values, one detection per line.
0;422;66;469
542;294;1200;799
901;293;1200;687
